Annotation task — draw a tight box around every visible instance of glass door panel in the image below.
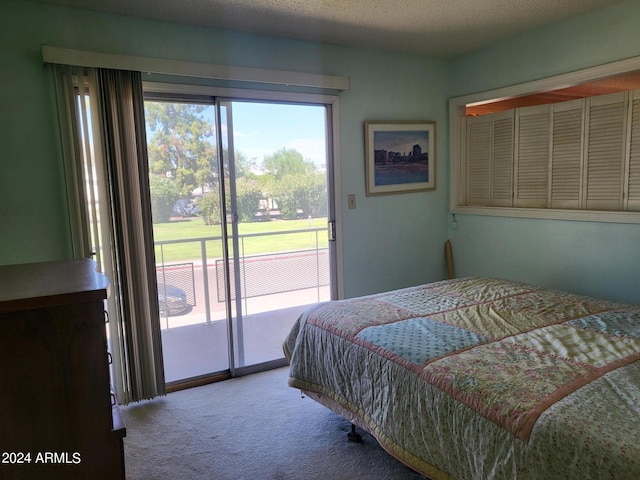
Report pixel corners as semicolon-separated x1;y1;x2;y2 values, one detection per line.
145;100;230;383
145;95;333;384
222;101;331;369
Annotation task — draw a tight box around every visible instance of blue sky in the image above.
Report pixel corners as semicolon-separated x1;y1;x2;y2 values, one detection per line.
374;130;429;154
229;102;327;169
146;100;327;171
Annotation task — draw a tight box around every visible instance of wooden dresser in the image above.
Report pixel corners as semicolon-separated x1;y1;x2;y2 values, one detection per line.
0;259;125;479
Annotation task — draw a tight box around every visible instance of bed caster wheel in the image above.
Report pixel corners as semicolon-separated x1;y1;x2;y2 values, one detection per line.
347;423;362;443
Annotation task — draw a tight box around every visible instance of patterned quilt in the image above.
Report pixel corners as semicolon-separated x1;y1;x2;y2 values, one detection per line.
284;277;640;479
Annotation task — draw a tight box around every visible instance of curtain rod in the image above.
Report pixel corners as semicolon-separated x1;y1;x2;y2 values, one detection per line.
42;45;350;92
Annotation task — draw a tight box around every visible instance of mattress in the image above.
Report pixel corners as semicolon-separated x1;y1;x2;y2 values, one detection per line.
283;277;640;479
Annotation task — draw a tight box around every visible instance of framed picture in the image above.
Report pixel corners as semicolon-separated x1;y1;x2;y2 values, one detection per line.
365;121;436;195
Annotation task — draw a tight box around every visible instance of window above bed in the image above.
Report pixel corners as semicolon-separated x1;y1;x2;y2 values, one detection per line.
449;57;640;224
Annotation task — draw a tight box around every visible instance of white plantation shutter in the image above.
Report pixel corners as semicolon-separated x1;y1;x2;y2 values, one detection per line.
515;105;549;207
550;99;584;209
466;115;492;206
491;111;514;206
463;89;640;215
627;90;640;210
584;92;627;210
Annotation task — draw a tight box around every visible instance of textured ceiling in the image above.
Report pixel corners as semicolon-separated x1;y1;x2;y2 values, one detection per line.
38;0;623;57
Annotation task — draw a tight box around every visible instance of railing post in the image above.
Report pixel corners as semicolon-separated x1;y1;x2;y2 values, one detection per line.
315;230;321;302
160;244;168;330
241;236;248;314
201;239;212;325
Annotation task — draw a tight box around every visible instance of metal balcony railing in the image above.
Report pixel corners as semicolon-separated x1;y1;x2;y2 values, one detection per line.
154;227;329;328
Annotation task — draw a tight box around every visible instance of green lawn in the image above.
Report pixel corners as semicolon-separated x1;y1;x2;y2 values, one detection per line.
153;217;328;263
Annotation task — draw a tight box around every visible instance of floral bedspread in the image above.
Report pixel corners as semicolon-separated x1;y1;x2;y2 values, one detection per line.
284;277;640;479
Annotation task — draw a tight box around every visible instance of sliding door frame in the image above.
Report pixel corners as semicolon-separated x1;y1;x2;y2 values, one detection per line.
144;82;343;383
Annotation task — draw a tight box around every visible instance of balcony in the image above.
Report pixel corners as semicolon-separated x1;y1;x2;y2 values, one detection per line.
154;227;330;383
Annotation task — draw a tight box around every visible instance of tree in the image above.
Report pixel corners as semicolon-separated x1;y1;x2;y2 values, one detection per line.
146;102;217;198
196;193;221;225
235;177;265;222
148;174;181;223
232;150;253;178
262;148;315;179
146;102;255;205
259;148;326;220
269;172;327;219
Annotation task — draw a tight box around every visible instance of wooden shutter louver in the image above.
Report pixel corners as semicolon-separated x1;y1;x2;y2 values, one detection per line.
515;105;549;207
627;91;640;210
491;112;514;206
550;100;584;209
466;116;491;206
462;89;640;217
584;92;627;211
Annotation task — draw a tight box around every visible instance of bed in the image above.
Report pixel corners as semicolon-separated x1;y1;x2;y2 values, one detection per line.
283;277;640;479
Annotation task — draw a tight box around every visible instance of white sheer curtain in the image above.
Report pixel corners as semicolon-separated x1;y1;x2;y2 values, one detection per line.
53;64;165;403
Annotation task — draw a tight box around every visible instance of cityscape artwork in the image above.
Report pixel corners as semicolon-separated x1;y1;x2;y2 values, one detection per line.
365;121;436;195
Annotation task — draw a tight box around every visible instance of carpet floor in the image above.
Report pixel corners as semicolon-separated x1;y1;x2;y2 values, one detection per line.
121;367;426;479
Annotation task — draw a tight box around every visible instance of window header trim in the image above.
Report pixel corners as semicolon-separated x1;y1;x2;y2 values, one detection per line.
451;55;640;109
42;45;350;92
449;54;640;225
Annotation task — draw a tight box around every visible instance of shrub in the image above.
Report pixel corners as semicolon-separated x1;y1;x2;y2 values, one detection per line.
269;172;327;219
235;178;265;222
149;174;181;223
196;192;221;225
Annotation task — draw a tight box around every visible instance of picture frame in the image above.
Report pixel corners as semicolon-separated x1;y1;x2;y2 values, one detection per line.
365;121;436;195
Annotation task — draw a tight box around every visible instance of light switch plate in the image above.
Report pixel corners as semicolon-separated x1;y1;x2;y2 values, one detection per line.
347;194;356;209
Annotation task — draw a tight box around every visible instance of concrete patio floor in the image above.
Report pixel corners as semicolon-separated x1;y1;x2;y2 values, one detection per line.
160;287;329;383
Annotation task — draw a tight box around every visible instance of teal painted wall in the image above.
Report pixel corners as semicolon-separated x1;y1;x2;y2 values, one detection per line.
2;0;637;303
0;1;449;298
448;0;640;304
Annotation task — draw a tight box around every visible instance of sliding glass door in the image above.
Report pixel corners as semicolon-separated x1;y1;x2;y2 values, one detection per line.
219;100;332;371
146;100;230;383
145;94;334;386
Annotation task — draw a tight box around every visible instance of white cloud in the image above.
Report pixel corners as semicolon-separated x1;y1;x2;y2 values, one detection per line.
286;138;327;166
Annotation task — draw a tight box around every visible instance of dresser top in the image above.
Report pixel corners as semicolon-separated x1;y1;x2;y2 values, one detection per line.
0;258;109;313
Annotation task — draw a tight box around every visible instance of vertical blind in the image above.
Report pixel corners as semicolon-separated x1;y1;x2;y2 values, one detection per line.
53;65;165;404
